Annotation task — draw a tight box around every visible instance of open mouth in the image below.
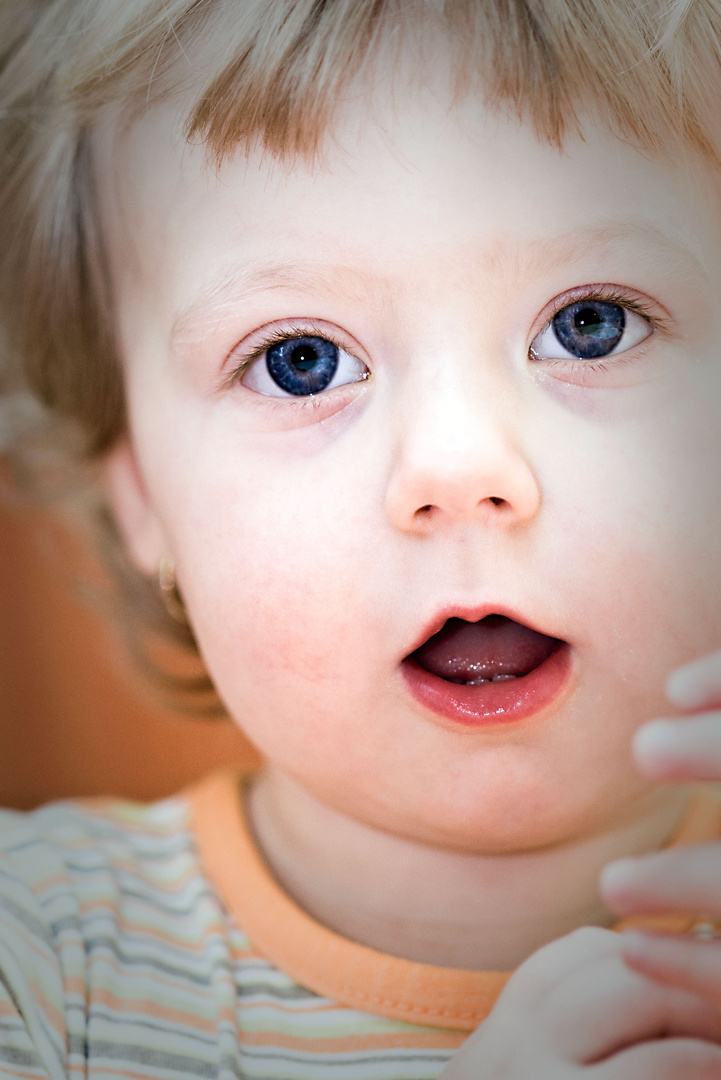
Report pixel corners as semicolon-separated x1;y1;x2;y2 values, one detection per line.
402;614;572;726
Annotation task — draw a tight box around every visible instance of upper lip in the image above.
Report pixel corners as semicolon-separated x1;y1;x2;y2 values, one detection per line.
402;603;568;662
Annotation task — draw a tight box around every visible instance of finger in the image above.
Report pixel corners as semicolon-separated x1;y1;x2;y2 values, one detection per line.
551;953;721;1061
633;717;721;781
594;1037;721;1080
667;651;721;712
601;845;721;917
622;931;721;1005
500;926;620;1005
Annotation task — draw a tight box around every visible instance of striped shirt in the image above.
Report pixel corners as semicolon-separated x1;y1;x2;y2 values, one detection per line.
0;769;718;1080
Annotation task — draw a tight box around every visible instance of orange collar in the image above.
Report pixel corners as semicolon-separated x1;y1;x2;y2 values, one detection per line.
185;770;721;1031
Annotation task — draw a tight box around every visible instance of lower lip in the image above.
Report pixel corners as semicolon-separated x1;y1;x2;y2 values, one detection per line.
402;643;573;727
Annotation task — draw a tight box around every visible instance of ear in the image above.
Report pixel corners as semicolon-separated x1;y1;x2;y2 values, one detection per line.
101;438;169;576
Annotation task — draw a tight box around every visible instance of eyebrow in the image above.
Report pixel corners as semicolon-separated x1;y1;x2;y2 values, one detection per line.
520;220;706;283
169;219;705;350
169;261;378;352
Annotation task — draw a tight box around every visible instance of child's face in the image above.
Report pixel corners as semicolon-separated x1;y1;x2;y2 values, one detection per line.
101;70;721;854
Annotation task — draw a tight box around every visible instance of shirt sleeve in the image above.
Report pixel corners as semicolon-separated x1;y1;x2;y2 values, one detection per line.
0;821;68;1080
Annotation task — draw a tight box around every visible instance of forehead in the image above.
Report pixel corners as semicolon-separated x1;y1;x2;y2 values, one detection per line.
95;75;719;352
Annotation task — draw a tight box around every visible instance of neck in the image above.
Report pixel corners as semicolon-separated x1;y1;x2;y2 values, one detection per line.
246;768;690;970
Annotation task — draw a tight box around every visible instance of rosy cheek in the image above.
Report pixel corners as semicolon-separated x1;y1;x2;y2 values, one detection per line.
248;603;348;682
191;535;364;691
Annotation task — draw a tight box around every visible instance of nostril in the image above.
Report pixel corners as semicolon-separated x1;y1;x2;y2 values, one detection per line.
417;504;433;515
489;496;505;506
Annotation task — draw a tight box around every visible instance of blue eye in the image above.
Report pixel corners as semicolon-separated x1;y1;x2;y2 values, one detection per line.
267;336;339;395
241;334;368;397
553;300;624;359
530;298;652;362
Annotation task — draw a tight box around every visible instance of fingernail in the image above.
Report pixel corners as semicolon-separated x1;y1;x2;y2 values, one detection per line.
633;720;682;762
621;930;652;956
600;858;638;894
666;661;710;709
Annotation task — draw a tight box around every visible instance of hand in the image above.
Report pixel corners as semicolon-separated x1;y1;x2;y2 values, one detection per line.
439;926;721;1079
601;650;721;1006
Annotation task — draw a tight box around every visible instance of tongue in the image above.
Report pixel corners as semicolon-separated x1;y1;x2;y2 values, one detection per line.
413;615;560;684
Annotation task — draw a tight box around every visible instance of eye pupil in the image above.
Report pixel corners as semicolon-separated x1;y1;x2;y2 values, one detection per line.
553;299;625;359
575;307;602;332
290;343;320;371
266;335;339;394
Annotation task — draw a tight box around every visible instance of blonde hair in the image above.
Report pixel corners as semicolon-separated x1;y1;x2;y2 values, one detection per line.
1;0;721;712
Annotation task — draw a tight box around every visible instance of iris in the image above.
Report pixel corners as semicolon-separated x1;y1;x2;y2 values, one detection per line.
266;336;340;395
552;300;625;359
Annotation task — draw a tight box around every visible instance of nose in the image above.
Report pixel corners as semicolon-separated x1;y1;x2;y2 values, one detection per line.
384;372;541;535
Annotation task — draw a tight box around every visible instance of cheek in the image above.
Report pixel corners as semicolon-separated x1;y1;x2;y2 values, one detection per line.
175;452;378;698
542;386;721;686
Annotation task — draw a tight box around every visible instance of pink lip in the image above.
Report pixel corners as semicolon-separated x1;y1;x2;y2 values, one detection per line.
401;606;573;728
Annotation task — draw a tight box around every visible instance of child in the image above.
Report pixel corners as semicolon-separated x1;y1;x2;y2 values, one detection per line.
1;0;721;1076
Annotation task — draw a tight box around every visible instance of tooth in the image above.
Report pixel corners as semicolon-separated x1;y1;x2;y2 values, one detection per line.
492;674;516;682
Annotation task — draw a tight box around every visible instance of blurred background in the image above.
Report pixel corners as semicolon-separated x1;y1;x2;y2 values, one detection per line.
0;459;259;810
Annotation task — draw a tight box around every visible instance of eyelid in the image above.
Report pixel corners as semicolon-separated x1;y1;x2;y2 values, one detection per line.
530;284;672;346
526;282;673;371
221;319;368;392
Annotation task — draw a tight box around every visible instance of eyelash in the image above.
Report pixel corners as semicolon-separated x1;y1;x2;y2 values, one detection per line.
223;285;668;392
530;284;669;370
222;322;352;392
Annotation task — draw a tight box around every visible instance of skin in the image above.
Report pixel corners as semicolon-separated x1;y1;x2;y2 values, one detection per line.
604;654;721;1002
439;661;721;1077
98;59;721;1001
